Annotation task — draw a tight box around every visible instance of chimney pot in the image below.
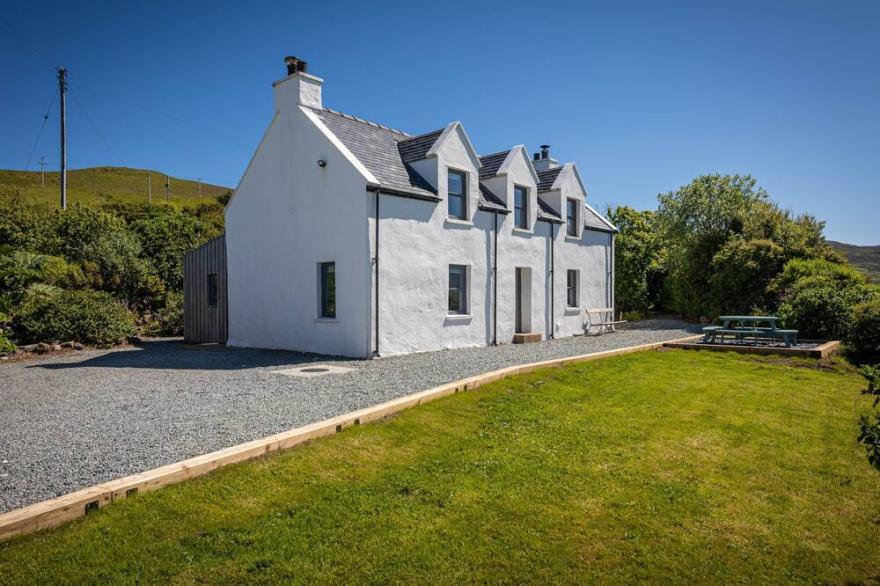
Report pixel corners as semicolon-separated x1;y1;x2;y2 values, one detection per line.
284;56;308;76
540;144;550;160
533;152;540;161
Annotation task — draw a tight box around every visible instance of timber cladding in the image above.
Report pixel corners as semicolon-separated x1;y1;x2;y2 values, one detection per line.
0;335;701;541
183;233;228;344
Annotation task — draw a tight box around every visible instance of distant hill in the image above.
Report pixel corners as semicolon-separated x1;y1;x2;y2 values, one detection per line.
830;241;880;283
0;167;232;208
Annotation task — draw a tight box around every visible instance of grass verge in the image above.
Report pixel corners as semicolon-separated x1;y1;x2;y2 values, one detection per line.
1;349;878;583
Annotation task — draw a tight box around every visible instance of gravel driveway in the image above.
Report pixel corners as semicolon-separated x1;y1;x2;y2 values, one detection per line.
0;319;696;512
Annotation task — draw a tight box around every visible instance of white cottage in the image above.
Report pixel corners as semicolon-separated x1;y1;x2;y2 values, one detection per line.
212;56;617;358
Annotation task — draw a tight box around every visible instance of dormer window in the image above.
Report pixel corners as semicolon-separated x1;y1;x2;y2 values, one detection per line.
566;199;579;237
514;185;528;229
447;169;467;220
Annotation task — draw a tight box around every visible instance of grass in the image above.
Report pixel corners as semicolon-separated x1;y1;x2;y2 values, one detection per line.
0;167;231;209
2;349;879;583
830;240;880;283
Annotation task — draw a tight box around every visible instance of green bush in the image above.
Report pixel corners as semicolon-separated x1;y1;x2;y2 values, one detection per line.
847;298;880;361
16;289;135;346
145;291;183;336
0;330;15;354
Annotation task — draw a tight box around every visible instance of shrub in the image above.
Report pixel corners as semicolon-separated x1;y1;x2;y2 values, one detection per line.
16;288;135;346
0;331;15;354
858;412;880;471
847;298;880;361
777;282;872;340
144;291;183;336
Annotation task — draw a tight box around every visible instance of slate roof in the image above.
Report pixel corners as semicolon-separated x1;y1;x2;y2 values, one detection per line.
583;205;617;232
478;184;508;213
536;167;562;191
536;198;562;223
398;129;444;164
309;107;437;199
478;151;510;179
309;106;615;231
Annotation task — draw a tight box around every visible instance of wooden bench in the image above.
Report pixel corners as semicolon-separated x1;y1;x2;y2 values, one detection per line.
584;308;627;335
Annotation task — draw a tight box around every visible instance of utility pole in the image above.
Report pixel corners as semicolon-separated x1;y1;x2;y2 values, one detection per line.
147;172;152;204
197;177;202;197
165;175;170;201
57;67;67;210
38;156;46;188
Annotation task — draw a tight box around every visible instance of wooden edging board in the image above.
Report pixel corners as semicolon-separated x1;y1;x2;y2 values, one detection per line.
0;334;702;541
663;339;840;359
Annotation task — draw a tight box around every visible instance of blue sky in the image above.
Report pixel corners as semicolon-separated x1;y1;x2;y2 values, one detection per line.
2;0;877;244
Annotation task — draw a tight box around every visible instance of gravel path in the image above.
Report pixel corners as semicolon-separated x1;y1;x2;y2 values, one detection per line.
0;319;696;512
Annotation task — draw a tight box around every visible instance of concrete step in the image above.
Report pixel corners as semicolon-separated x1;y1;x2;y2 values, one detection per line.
512;332;542;344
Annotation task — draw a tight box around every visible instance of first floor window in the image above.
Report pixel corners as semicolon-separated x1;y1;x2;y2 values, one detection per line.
319;262;336;318
448;264;468;314
514;185;528;229
448;169;467;220
207;273;218;308
566;199;578;237
567;270;579;308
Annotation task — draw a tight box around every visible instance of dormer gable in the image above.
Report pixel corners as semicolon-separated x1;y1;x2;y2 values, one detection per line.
402;122;482;221
478;146;539;230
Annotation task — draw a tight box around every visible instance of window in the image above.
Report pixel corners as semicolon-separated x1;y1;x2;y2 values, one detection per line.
319;262;336;318
514;185;528;229
567;270;579;308
447;169;467;220
207;273;218;308
448;265;468;315
566;199;579;237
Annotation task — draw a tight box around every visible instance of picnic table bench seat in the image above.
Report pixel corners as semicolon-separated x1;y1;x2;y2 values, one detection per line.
702;321;798;347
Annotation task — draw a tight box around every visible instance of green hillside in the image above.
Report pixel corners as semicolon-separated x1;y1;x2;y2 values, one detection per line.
0;167;231;209
830;241;880;283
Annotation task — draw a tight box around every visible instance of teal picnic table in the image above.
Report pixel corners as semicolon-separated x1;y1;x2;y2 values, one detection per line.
702;316;799;347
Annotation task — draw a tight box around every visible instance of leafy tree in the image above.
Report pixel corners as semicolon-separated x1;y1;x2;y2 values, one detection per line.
606;205;665;315
708;237;784;315
657;174;768;318
847;298;880;361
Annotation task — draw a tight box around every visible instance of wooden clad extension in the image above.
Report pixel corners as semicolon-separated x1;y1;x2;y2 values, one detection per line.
183;234;228;344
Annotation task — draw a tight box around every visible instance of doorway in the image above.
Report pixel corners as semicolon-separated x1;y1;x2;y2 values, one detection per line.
515;267;532;334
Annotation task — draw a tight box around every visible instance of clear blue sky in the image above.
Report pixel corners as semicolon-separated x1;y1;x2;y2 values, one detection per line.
2;0;877;244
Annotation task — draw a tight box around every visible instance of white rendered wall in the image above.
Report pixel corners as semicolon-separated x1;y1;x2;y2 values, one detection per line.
225;95;373;357
371;131;613;356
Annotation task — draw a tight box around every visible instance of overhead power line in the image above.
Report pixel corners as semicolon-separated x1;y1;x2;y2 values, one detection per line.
24;86;58;170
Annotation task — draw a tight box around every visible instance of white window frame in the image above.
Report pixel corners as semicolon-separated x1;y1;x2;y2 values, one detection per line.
447;168;468;220
448;264;469;315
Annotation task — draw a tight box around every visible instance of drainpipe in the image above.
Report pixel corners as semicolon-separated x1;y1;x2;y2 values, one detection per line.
493;211;498;346
374;189;380;356
550;224;556;339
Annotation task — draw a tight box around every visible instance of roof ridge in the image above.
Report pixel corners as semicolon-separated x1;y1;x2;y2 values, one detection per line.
479;149;512;160
317;107;412;137
398;127;444;144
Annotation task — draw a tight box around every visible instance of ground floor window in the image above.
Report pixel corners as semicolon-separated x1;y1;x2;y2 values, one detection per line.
448;264;468;315
567;269;579;308
319;262;336;318
207;273;218;308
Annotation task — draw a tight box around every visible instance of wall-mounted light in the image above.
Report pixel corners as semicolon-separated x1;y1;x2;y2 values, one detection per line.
317;159;327;168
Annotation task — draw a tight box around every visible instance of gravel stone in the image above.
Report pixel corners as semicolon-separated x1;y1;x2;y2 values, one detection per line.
0;319;696;512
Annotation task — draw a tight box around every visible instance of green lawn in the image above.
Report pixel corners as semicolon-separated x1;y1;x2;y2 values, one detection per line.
2;350;879;584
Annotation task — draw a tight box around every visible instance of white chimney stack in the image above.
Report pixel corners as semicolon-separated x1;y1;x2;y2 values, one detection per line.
273;56;323;111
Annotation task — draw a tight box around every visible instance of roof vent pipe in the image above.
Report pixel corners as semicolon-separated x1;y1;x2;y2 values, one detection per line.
540;144;550;160
284;56;308;76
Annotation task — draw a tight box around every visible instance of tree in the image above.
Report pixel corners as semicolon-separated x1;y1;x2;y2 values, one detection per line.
657;174;769;318
605;205;664;315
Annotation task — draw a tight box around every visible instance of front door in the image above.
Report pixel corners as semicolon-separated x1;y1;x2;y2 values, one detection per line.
515;267;531;334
